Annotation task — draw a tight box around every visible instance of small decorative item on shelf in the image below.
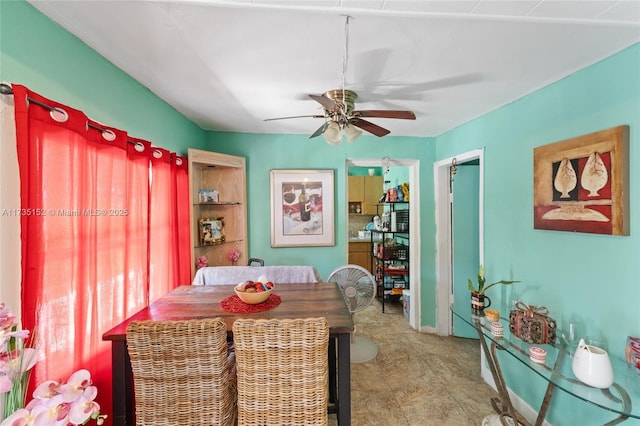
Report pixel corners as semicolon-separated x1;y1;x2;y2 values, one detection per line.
491;322;504;338
199;217;225;245
401;182;410;202
387;187;398;202
572;338;613;388
471;291;491;312
626;336;640;376
509;302;557;344
198;189;219;203
529;346;547;364
195;255;208;269
468;265;521;312
485;309;500;322
227;248;240;266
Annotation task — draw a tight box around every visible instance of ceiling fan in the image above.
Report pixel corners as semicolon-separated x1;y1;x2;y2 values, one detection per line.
264;16;416;144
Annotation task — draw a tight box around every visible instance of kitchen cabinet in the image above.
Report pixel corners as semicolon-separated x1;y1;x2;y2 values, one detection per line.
348;176;383;215
348;241;373;275
188;148;247;276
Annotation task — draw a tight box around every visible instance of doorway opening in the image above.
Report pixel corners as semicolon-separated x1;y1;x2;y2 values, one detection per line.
433;149;484;336
346;158;420;329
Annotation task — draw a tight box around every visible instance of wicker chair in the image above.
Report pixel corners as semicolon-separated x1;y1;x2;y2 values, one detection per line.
232;317;329;425
126;318;236;426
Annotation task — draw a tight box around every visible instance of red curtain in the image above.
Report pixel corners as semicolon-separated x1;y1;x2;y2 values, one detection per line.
12;84;190;420
172;152;192;287
148;146;191;302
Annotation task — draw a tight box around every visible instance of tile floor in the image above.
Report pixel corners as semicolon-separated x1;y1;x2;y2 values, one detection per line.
329;298;499;426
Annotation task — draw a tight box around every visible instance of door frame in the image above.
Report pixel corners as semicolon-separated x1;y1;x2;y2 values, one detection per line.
433;149;484;336
346;158;420;330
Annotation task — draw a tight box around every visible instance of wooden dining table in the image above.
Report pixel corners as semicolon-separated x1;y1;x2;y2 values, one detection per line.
102;282;354;426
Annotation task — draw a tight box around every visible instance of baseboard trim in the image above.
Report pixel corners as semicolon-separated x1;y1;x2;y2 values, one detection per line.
419;325;437;333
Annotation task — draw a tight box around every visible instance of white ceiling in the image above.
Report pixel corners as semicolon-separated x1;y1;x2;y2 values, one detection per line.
28;0;640;138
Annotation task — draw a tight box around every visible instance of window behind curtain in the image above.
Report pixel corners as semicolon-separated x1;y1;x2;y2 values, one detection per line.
12;84;190;419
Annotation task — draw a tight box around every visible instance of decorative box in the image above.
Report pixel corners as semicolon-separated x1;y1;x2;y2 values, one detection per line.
529;346;547;364
509;302;557;345
626;336;640;375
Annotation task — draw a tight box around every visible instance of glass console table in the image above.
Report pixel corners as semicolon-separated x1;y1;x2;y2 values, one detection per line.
452;303;640;425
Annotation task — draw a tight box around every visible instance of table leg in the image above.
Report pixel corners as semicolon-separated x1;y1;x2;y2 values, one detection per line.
329;337;337;404
534;340;566;426
475;322;521;424
111;340;134;426
602;384;631;425
336;332;351;426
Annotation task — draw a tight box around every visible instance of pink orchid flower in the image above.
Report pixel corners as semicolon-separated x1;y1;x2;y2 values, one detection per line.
68;388;101;425
33;380;62;399
0;371;11;392
1;407;35;425
58;369;92;402
28;394;67;426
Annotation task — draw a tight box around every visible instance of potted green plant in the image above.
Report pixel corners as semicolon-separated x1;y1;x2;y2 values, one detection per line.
468;265;520;311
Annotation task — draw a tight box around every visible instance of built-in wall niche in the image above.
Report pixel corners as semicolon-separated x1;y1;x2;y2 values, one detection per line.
349;201;362;214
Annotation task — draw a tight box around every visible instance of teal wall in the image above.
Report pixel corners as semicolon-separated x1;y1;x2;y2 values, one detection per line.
0;1;207;153
3;1;640;423
348;166;382;176
436;43;640;425
201;132;434;281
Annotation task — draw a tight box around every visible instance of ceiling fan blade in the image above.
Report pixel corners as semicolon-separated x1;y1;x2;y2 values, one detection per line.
309;122;328;139
350;118;390;137
264;114;324;122
353;110;416;120
309;94;337;110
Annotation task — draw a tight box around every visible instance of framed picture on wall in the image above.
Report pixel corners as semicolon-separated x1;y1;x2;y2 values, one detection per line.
533;125;629;235
199;217;225;245
270;169;335;247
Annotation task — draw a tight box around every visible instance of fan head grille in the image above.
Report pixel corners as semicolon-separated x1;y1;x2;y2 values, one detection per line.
327;264;376;313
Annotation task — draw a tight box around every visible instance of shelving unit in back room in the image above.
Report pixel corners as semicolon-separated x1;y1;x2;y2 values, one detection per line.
371;202;409;313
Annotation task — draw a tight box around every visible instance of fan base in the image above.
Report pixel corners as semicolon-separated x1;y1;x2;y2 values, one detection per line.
350;335;378;363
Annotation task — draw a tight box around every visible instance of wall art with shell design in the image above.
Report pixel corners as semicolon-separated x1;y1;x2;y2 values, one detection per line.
533;125;629;235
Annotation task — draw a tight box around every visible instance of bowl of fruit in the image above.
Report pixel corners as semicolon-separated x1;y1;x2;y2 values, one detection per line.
234;275;275;304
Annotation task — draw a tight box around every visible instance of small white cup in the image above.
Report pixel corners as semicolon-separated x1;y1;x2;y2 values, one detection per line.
368;169;375;176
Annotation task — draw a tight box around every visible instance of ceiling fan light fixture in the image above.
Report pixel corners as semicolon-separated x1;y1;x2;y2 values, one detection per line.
344;124;362;144
265;15;415;141
323;121;342;145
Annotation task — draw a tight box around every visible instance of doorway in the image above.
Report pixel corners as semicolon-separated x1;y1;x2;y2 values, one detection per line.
433;149;484;336
346;158;420;330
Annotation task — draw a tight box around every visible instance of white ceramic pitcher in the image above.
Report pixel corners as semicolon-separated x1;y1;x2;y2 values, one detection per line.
571;338;614;389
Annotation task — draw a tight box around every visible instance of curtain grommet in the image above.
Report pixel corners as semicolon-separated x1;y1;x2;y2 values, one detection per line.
49;107;68;123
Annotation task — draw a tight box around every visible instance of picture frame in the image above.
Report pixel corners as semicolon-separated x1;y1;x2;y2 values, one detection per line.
198;189;219;203
533;125;629;235
199;217;225;245
270;169;335;247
